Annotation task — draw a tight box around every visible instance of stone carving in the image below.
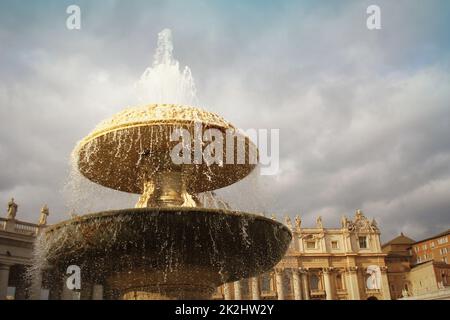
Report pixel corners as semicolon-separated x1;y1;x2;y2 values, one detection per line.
39;205;49;226
316;216;323;229
371;218;379;231
313;232;325;240
322;267;333;273
401;288;409;297
285;216;293;230
295;215;302;231
346;210;378;233
346;266;358;272
7;198;18;220
366;265;381;290
341;215;348;229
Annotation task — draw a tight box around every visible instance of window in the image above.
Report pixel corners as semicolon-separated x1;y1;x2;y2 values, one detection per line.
331;241;339;249
310;274;320;290
417;256;421;263
444;257;448;264
335;274;344;290
261;274;272;292
438;237;448;245
422;244;427;250
358;236;368;249
443;248;448;254
431;242;435;248
282;273;292;294
306;241;316;249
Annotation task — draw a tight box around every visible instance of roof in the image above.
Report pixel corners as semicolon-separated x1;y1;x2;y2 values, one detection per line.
382;232;416;247
412;229;450;245
411;259;450;269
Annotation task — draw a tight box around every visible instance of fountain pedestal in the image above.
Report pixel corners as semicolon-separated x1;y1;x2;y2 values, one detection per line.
36;102;291;300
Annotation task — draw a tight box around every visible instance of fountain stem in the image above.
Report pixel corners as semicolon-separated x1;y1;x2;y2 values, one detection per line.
135;171;200;208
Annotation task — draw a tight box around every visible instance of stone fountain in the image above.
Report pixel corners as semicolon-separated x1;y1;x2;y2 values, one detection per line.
35;30;291;300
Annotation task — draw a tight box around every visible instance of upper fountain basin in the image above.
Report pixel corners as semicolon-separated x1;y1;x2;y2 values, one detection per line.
75;104;258;194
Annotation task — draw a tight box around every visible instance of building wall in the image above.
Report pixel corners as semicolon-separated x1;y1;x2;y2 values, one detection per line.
383;231;450;299
412;233;450;264
408;262;438;296
0;218;41;300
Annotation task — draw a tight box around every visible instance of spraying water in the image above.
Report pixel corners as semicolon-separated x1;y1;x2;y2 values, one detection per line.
135;29;198;105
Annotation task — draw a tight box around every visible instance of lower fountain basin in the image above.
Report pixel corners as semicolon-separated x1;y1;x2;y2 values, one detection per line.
41;207;291;299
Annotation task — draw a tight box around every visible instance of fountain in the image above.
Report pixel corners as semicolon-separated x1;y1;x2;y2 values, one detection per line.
34;29;291;300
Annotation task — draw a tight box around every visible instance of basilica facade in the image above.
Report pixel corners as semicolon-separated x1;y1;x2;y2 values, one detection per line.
213;210;390;300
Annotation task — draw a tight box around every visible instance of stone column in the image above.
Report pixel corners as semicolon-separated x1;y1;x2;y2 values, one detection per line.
251;277;260;300
323;268;334;300
380;267;391;300
300;269;310;300
292;269;303;300
346;267;361;300
233;281;242;300
92;284;104;300
275;269;285;300
223;283;232;300
0;264;10;300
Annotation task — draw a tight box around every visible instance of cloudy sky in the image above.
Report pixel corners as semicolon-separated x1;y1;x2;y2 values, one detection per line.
1;0;449;242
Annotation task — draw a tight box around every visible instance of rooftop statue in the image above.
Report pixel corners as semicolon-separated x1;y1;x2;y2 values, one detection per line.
7;198;17;220
38;205;49;226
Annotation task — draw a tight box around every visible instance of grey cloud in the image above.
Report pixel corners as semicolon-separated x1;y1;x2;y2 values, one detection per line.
1;0;449;242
